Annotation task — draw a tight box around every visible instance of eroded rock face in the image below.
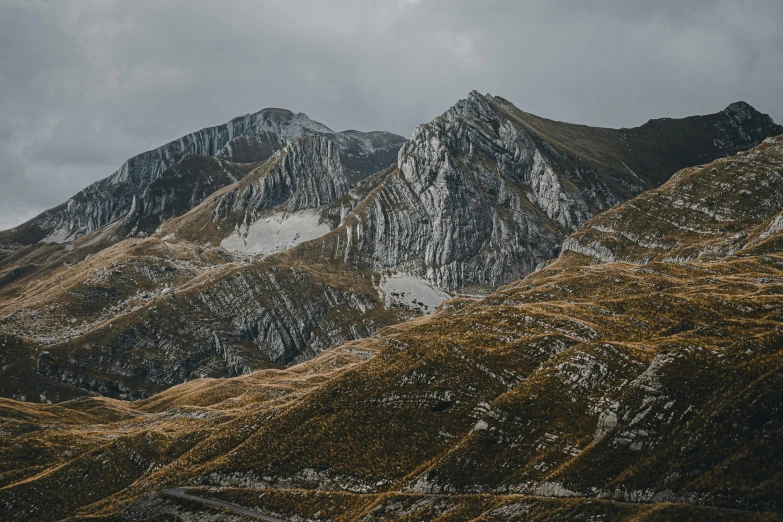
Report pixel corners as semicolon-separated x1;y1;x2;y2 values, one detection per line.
300;94;574;290
0;109;405;246
213;133;349;253
401;92;594;230
33;260;393;399
165;136;355;255
37;110;332;242
117;155;259;241
221;137;349;217
299;92;783;292
304;93;769;291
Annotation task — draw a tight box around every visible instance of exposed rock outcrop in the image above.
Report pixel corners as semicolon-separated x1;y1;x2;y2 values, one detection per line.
299;92;783;291
32;258;398;399
0;109;405;246
114;155;259;242
166;136;353;255
222;137;349;215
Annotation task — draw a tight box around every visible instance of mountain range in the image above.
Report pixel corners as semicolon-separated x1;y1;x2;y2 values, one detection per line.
0;92;782;521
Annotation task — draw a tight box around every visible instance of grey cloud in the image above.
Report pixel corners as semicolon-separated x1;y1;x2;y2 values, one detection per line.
1;0;782;229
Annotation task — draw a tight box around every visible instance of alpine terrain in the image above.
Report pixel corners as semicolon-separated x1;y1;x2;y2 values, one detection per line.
0;93;782;521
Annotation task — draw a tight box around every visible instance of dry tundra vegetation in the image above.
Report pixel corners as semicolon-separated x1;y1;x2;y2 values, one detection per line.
1;92;780;407
0;137;782;520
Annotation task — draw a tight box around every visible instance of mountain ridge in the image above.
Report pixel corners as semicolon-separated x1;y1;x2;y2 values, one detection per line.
0;108;406;248
1;135;783;520
0;93;781;403
562;134;783;264
291;91;783;290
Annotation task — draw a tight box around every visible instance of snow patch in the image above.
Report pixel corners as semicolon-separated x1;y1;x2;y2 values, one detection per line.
40;229;72;244
381;273;450;314
220;209;330;255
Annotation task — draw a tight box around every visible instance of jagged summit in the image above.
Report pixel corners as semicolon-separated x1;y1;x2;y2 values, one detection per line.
723;100;762;117
297;90;783;291
0;107;405;247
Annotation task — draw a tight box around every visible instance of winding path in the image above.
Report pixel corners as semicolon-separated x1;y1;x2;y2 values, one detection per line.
162;487;288;521
164;486;765;520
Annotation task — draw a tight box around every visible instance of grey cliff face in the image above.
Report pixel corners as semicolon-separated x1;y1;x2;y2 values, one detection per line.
164;135;357;255
2;109;405;246
299;92;783;292
33;259;393;400
217;136;349;219
43;110;329;241
303;92;629;291
390;91;581;288
118;155;258;241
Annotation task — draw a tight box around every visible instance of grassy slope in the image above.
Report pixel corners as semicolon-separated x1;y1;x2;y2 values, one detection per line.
2;244;781;519
1;114;783;521
566;135;783;263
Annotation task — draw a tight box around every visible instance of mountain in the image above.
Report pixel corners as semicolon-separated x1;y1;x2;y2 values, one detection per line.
0;108;405;248
0;135;420;402
563;134;783;264
292;92;783;291
0;94;781;404
1;137;782;520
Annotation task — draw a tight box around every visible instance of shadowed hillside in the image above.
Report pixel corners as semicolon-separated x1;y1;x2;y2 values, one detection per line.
1;138;782;520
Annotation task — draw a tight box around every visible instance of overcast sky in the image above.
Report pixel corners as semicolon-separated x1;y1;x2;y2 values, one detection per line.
1;0;782;230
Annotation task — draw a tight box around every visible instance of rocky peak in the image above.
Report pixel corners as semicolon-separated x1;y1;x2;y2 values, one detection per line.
719;100;782;144
301;92;607;291
0;108;404;247
220;135;349;217
398;89;589;229
301;92;783;293
107;108;333;189
722;100;761;120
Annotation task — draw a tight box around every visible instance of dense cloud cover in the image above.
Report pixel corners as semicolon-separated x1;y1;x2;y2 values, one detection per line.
1;0;782;229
